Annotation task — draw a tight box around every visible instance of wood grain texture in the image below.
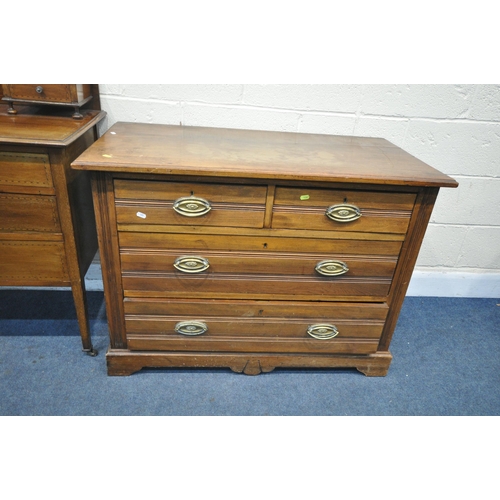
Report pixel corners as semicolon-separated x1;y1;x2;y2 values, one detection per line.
115;202;265;228
91;172;128;349
0;150;53;189
271;208;412;234
121;272;393;300
379;188;441;351
119;229;400;299
0;240;69;284
1;85;98;119
123;297;390;319
72;122;458;188
114;178;267;228
0;104;105;146
74;123;457;376
126;335;380;355
2;84;87;103
118;231;403;255
274;186;416;209
125;314;385;341
116;224;407;241
0;103;105;353
106;349;393;377
114;178;267;204
0;193;60;232
119;248;398;278
48;140;98;351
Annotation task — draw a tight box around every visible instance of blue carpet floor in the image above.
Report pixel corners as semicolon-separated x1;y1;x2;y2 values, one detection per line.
0;290;498;416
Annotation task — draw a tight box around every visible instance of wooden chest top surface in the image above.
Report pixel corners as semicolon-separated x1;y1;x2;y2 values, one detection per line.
71;122;458;188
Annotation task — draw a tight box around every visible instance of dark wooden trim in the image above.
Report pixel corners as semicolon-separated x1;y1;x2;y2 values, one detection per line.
106;349;393;377
378;187;439;351
91;172;128;348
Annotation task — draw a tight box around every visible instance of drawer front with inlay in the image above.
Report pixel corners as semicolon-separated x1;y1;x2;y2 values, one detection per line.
0;239;69;284
114;179;267;228
272;186;416;234
124;298;387;354
0;151;53;189
0;193;60;232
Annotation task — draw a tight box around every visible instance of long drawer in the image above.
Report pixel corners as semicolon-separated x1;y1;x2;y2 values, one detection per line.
124;298;388;354
0;238;69;284
272;186;416;234
119;231;402;300
114;179;268;228
0;193;60;232
120;249;397;278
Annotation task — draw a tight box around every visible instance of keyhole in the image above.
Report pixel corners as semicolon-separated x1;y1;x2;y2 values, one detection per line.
344;197;348;203
190;191;194;196
263;243;267;249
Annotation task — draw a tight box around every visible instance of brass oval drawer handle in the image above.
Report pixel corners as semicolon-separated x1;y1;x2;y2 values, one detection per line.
307;324;339;340
174;256;210;273
325;203;361;223
175;321;208;336
173;196;212;217
315;260;349;276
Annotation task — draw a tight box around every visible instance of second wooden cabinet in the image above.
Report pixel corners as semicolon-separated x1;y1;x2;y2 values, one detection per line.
72;122;458;375
0;102;106;354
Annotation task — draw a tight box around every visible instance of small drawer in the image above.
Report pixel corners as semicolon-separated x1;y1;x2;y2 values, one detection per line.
0;239;69;285
114;179;267;228
1;84;90;104
0;151;53;189
0;194;60;232
124;298;387;355
272;186;416;234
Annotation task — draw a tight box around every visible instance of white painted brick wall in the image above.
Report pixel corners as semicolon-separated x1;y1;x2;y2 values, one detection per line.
93;84;500;296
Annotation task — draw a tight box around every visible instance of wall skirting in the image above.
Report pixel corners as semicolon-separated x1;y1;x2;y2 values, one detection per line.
407;270;500;298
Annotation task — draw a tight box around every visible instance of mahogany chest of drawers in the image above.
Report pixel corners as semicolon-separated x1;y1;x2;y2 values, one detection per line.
0;102;106;354
71;122;458;376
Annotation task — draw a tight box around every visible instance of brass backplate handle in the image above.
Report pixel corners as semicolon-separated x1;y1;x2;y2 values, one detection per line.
307;324;339;340
175;321;208;336
315;260;349;276
174;256;210;273
173;196;212;217
325;203;361;223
